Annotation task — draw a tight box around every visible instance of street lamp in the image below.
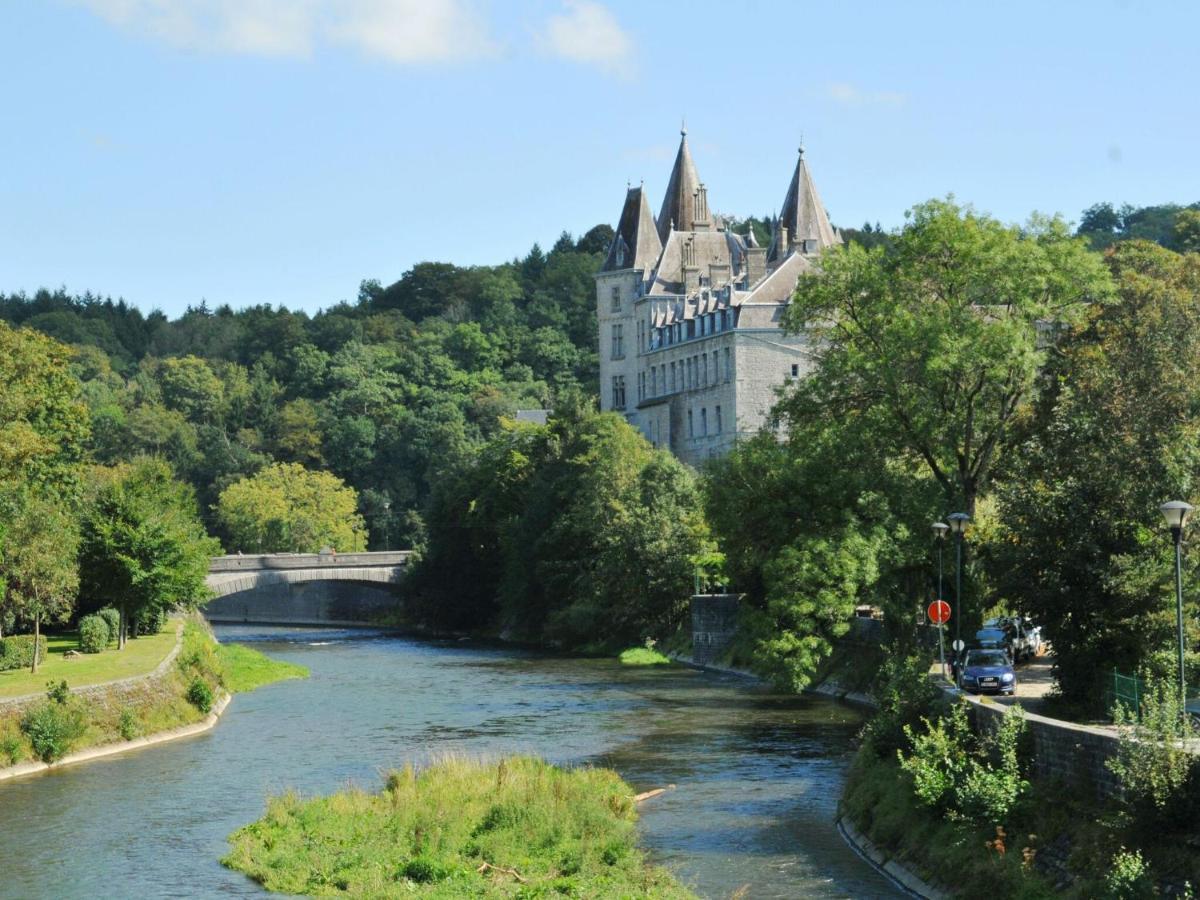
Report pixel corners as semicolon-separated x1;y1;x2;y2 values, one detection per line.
1160;500;1193;703
947;512;970;688
933;521;949;680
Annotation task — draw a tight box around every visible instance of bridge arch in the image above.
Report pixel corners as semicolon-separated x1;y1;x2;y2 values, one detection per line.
204;552;411;626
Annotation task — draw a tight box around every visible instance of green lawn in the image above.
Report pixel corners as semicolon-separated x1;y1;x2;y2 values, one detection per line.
0;621;180;700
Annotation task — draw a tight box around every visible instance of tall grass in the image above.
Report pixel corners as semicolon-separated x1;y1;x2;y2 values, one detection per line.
223;755;695;897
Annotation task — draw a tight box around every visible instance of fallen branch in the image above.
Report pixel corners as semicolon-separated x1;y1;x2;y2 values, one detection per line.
477;861;527;883
635;784;676;803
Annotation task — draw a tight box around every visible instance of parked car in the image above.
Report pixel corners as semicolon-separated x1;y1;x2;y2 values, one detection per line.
981;616;1043;662
959;648;1017;696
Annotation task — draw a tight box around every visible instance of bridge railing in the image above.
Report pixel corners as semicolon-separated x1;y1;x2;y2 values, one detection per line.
209;551;412;573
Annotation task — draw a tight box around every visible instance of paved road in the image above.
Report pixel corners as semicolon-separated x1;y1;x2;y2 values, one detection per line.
930;652;1056;713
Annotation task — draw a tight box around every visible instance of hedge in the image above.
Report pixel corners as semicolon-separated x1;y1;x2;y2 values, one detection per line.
0;635;47;672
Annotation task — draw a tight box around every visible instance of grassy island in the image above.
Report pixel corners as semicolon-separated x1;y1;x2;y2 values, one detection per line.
223;755;695;898
618;647;672;666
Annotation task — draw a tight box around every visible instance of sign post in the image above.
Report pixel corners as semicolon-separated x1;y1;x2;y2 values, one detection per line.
928;600;952;683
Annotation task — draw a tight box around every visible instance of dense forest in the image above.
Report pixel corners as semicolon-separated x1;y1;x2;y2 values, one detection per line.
0;226;613;551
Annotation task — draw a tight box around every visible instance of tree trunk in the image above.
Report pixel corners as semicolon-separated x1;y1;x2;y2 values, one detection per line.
31;612;39;675
118;603;127;650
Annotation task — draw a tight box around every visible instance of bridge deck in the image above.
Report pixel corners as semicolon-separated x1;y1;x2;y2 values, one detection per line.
209;551;412;573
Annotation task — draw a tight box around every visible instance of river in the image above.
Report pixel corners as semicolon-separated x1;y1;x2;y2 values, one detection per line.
0;626;902;899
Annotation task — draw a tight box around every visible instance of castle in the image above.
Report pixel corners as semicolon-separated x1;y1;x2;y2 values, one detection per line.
596;128;841;465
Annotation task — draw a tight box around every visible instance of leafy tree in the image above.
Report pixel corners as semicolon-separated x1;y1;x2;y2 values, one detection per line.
990;242;1200;704
154;355;225;422
79;457;219;648
216;462;366;553
412;409;709;648
783;198;1114;516
0;321;90;494
1173;208;1200;254
1;492;79;671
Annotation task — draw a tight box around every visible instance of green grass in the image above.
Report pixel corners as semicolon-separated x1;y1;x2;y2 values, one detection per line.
618;647;672;666
217;643;308;693
0;620;180;699
0;618;224;766
223;755;696;898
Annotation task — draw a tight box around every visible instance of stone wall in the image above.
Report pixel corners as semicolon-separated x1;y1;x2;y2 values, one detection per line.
690;593;741;665
968;697;1129;801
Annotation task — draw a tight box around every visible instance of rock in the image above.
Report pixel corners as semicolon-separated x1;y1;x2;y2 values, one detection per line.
63;650;82;660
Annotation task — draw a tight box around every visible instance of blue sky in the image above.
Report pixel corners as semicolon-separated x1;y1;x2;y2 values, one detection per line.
3;0;1199;316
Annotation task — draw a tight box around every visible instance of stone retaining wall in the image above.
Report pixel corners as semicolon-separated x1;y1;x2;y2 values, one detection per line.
690;594;741;665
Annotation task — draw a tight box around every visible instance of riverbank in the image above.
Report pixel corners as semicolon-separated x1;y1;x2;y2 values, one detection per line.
0;618;308;782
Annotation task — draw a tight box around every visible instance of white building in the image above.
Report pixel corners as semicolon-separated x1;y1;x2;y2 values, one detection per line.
596;129;841;465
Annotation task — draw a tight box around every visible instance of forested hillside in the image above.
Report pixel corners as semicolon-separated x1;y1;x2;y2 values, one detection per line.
0;227;612;550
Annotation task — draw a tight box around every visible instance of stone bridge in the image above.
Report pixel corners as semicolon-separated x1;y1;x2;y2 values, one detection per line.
204;551;413;626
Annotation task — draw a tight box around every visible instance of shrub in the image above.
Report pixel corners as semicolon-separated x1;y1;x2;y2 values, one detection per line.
134;606;166;636
97;608;121;643
0;634;46;672
0;728;22;765
898;699;1029;827
1104;847;1155;900
862;649;942;758
187;677;213;713
78;614;109;653
1107;677;1200;833
118;709;138;741
20;686;85;763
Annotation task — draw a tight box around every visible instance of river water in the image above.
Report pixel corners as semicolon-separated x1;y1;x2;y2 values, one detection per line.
0;626;902;899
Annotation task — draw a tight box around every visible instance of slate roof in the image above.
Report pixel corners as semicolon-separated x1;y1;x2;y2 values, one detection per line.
656;129;710;244
602;186;663;272
768;146;840;262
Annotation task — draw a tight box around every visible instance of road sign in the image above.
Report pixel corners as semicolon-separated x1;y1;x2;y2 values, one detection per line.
952;639;965;652
927;600;951;625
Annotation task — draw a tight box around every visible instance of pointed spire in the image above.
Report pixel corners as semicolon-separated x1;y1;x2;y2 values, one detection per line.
769;143;839;262
603;184;663;272
656;129;710;243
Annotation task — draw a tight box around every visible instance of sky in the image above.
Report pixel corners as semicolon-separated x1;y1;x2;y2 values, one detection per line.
2;0;1199;317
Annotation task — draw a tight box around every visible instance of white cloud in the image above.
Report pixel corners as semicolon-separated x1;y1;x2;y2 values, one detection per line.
537;1;633;77
824;82;907;107
74;0;498;63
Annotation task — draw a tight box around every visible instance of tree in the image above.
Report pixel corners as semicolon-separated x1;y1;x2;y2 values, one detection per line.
0;321;89;494
79;458;219;648
782;198;1114;516
216;462;366;553
1173;208;1200;254
1;492;79;672
989;242;1200;705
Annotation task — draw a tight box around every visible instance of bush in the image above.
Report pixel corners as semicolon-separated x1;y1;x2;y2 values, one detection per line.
1107;677;1200;833
133;606;167;636
78;614;109;653
862;649;941;758
0;634;46;672
20;684;85;763
97;608;121;643
118;709;138;741
898;699;1029;827
186;677;213;713
1104;847;1155;900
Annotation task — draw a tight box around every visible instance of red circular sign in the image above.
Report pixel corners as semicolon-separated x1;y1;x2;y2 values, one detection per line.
927;600;951;625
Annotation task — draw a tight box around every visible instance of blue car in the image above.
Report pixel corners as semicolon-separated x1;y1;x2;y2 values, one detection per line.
959;648;1016;696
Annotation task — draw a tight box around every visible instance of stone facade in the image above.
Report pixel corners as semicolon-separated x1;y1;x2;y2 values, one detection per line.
597;130;838;465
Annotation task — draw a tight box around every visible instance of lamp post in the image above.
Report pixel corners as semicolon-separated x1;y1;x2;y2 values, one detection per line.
1160;500;1193;704
947;512;970;688
933;521;949;680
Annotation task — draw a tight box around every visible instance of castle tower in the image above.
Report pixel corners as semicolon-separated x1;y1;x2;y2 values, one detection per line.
768;144;840;263
656;127;711;244
598;185;660;416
